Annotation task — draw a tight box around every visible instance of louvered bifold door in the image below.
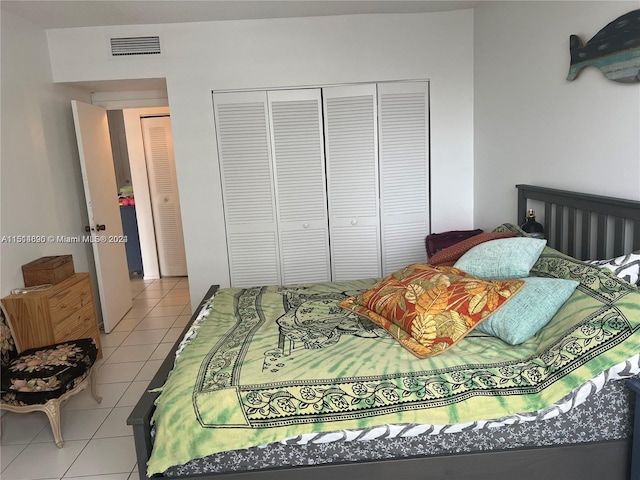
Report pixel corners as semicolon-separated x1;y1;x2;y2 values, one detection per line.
378;81;430;275
213;91;281;287
268;89;331;284
141;116;188;277
323;84;381;281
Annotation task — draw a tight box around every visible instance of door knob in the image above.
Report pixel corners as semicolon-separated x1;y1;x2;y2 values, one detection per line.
85;224;106;232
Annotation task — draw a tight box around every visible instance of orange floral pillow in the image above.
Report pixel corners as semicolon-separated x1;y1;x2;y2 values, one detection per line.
338;264;523;358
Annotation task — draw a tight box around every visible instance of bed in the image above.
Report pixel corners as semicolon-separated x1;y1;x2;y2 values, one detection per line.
128;184;640;480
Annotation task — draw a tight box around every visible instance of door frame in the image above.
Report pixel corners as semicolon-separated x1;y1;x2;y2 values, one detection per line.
121;106;171;279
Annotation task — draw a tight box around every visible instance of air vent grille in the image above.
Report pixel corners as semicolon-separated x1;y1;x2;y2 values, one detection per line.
110;36;161;56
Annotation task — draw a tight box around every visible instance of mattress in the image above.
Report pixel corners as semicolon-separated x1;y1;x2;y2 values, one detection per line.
149;246;640;476
164;373;634;476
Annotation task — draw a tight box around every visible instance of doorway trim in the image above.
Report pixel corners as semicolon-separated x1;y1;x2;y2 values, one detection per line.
122;106;170;279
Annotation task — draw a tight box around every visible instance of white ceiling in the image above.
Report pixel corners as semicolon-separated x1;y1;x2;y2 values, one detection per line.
1;0;480;29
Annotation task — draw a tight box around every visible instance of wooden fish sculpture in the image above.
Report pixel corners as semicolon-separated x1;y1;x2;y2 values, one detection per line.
567;9;640;83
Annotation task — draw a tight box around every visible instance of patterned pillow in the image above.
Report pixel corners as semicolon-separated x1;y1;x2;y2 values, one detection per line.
587;252;640;286
476;277;579;345
428;231;518;266
338;264;523;358
454;237;547;280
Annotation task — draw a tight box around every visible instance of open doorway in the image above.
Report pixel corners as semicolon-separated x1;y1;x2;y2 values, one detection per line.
70;79;189;332
108;107;188;280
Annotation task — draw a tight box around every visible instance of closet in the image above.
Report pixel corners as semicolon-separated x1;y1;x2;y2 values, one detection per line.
213;81;429;287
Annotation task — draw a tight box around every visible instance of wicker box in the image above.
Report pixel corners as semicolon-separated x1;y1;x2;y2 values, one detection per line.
22;255;75;287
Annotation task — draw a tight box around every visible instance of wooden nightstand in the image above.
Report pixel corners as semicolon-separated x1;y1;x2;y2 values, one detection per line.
1;273;103;358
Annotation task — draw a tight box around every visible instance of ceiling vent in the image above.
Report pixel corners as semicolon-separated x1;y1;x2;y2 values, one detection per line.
110;36;161;56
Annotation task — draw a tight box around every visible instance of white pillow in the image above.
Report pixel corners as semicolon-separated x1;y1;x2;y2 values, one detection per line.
587;252;640;286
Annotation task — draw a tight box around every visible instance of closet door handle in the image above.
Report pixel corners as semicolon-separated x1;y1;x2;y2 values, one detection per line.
351;219;358;226
302;223;310;229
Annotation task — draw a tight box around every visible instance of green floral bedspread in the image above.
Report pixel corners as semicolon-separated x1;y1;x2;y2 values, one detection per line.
147;247;640;475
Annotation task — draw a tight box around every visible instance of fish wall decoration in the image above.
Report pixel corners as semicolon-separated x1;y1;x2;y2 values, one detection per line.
567;9;640;83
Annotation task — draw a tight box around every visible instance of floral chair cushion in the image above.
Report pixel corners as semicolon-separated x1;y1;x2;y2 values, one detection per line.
1;338;97;406
0;304;17;368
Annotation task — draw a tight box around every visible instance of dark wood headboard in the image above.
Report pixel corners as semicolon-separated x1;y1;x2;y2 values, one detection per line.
516;184;640;260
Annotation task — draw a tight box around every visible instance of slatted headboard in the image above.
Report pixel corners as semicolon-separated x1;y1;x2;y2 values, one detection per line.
516;184;640;260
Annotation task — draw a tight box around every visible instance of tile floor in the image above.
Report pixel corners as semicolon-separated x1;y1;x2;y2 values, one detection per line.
1;276;192;480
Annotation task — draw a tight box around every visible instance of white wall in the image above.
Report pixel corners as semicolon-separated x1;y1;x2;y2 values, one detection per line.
474;1;640;231
0;11;94;297
46;11;475;308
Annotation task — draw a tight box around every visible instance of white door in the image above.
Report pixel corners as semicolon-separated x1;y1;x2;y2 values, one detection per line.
378;81;430;274
71;100;132;333
268;89;330;284
213;91;281;287
323;84;382;281
141;116;187;277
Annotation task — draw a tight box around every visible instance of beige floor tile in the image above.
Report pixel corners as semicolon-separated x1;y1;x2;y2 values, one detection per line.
63;382;129;411
132;297;161;309
134;289;166;299
117;381;152;408
150;342;174;360
98;361;145;384
0;411;48;445
64;437;137;477
173;315;193;328
99;331;130;348
121;329;169;346
0;444;27;472
123;306;154;319
104;344;157;364
162;327;185;344
1;440;88;479
147;305;185;317
112;316;142;332
135;315;179;330
94;407;136;438
33;408;111;443
142;283;175;292
155;296;189;307
169;287;190;295
134;359;164;382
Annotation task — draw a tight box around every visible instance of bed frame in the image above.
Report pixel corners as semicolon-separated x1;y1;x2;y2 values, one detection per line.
128;184;640;480
517;183;640;259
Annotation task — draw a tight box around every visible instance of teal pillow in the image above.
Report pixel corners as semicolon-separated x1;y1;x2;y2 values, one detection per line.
476;277;579;345
453;237;546;279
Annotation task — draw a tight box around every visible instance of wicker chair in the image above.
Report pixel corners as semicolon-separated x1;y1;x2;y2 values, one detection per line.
0;302;101;447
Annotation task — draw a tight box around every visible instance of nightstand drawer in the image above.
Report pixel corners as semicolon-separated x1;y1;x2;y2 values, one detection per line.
53;302;97;342
2;273;102;358
49;277;92;322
